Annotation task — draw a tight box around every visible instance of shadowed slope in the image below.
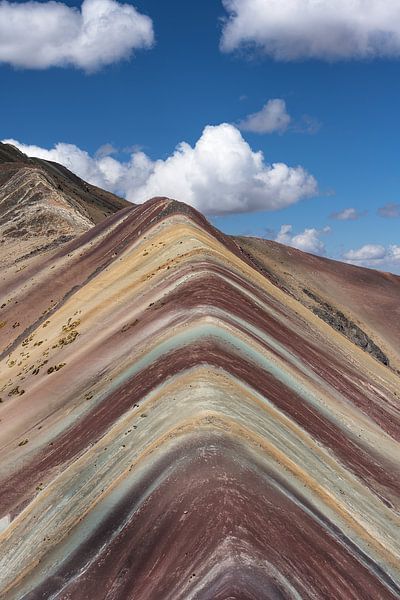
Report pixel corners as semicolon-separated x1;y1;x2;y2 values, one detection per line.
0;198;399;599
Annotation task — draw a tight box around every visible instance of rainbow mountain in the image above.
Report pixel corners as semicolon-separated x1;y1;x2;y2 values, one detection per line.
0;143;399;599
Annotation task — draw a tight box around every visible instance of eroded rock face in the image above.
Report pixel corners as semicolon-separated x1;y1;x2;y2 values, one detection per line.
302;288;390;366
0;196;399;599
0;167;94;237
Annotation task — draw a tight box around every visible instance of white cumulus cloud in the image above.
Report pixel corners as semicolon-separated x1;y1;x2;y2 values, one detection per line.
4;124;318;215
343;244;387;262
0;0;154;71
275;223;330;255
342;244;400;272
239;99;291;134
221;0;400;61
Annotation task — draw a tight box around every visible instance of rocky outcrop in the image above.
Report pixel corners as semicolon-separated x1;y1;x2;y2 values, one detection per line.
302;288;390;366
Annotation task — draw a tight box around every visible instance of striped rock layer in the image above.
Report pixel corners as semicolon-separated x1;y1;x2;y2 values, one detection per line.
0;197;399;599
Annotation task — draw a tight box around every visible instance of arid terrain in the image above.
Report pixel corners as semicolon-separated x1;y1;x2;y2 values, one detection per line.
0;143;399;599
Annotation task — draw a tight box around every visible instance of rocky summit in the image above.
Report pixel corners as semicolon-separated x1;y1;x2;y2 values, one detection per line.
0;144;399;599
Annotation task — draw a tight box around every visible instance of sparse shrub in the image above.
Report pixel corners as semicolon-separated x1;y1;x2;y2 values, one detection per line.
47;363;66;374
8;386;25;396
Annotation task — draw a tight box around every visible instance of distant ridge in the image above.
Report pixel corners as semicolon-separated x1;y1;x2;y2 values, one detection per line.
236;235;400;372
0;142;130;267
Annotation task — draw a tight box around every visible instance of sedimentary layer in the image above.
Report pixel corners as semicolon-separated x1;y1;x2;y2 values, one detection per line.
0;198;399;599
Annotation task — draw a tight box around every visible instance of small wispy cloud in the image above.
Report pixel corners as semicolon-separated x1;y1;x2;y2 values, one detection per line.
238;98;320;136
330;207;367;221
238;99;291;134
293;115;321;135
378;203;400;218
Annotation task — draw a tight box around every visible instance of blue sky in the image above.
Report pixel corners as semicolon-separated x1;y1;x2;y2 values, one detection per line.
1;0;399;271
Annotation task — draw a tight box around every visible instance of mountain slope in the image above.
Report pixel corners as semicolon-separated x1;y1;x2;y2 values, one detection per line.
0;142;130;269
0;197;399;599
236;236;400;373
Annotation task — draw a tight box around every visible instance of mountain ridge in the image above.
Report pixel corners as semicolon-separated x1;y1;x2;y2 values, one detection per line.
0;151;399;599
